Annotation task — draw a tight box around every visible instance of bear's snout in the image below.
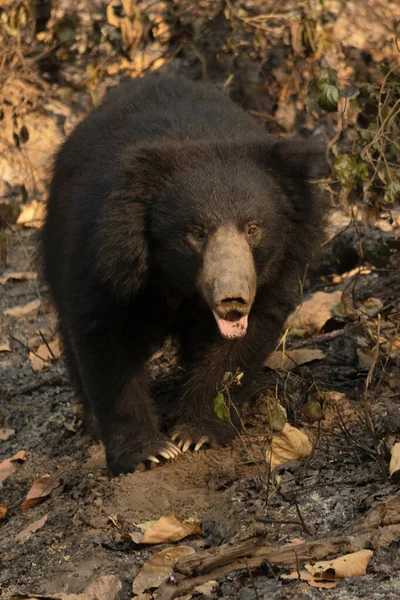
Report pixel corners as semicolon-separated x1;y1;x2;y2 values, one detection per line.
199;224;257;339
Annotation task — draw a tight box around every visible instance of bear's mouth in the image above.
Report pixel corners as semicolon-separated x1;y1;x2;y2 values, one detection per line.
212;310;249;339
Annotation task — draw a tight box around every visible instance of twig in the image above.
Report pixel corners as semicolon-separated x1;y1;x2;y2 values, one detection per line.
39;329;56;359
245;560;261;600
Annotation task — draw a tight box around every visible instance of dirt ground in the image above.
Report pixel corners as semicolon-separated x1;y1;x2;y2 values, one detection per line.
1;1;400;599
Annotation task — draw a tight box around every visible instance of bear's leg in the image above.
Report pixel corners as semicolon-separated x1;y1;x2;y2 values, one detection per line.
58;320;100;439
172;310;286;451
68;322;180;475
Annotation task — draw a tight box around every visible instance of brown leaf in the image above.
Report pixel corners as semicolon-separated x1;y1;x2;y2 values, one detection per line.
357;347;374;369
29;339;61;372
0;427;15;440
265;349;325;371
263;396;287;433
22;475;61;510
132;515;201;545
81;575;122;600
4;299;40;317
0;341;12;352
0;271;37;285
0;504;7;518
0;450;27;485
132;546;195;594
305;549;373;579
16;201;45;229
389;443;400;483
267;424;312;471
287;291;343;336
15;513;48;541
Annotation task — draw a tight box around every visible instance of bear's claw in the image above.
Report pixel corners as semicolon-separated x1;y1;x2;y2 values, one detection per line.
171;421;235;453
147;440;181;462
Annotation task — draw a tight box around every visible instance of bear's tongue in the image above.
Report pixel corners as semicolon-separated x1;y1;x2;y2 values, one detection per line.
212;310;248;339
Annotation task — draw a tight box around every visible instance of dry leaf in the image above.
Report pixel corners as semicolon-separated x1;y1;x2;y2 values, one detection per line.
4;299;40;317
0;341;12;352
0;427;15;440
263;396;287;433
0;271;37;285
345;297;383;319
281;568;338;588
305;549;373;579
81;575;122;600
389;443;400;483
22;475;61;509
265;348;325;371
357;347;374;368
17;201;45;228
0;450;27;485
15;514;48;541
0;504;7;518
287;291;342;335
125;515;201;545
267;424;312;471
29;339;61;372
132;546;195;595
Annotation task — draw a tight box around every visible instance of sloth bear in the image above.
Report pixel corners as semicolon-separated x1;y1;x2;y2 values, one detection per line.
41;76;326;475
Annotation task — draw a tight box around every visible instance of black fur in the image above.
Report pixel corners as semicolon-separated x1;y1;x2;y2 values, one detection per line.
41;76;327;475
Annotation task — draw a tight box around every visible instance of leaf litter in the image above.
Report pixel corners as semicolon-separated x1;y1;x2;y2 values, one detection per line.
21;475;62;509
122;514;201;545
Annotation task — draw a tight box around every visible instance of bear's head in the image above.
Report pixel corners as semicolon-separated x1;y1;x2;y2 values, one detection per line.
106;137;327;339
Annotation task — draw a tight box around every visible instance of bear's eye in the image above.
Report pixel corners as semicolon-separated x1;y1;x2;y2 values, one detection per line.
192;228;206;240
246;223;259;236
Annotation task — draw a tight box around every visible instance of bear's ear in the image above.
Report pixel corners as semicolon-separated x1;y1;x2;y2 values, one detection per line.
251;135;329;226
121;141;180;199
264;136;328;182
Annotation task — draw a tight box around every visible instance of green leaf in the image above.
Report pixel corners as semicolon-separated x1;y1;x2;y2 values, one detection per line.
213;392;231;424
384;179;400;204
318;83;339;111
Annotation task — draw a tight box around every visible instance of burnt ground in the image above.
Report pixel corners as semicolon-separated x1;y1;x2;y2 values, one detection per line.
1;1;400;599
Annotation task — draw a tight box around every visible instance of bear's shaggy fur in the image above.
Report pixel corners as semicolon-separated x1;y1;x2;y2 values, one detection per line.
41;76;327;475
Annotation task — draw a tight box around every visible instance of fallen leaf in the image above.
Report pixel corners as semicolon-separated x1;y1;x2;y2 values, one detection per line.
0;504;7;518
345;297;384;319
0;427;15;440
305;549;373;579
307;579;338;589
17;201;45;229
287;290;343;335
22;475;61;509
29;339;61;372
0;341;12;352
124;515;201;545
263;396;287;433
15;514;48;541
267;424;312;471
81;575;122;600
265;349;325;371
0;450;27;485
389;443;400;483
0;271;37;285
332;267;371;283
357;347;374;368
132;546;195;594
303;400;325;423
4;299;40;317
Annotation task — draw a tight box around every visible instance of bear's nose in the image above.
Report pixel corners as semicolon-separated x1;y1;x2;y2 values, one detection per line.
214;284;251;316
220;296;248;307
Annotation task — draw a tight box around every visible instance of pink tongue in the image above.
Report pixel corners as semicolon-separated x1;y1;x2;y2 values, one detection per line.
213;312;248;339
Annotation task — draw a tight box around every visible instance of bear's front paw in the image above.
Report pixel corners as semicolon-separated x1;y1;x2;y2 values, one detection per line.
106;436;181;476
170;419;236;453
